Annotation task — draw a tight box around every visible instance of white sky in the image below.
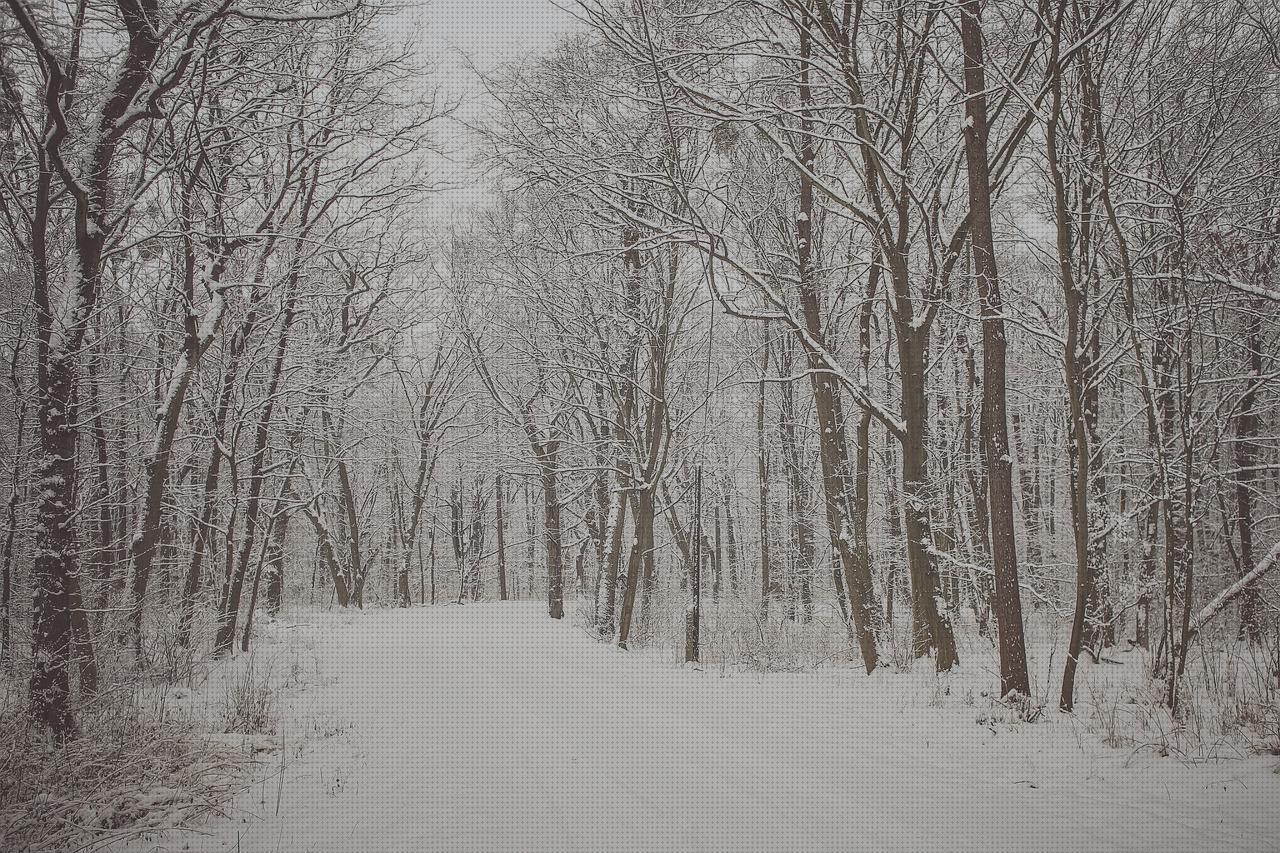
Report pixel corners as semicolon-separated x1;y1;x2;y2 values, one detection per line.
382;1;581;222
410;1;578;91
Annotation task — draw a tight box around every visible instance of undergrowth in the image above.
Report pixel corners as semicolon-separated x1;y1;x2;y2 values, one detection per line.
0;685;251;852
575;591;1280;759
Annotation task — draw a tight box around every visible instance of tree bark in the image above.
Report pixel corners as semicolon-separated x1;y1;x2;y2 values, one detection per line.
540;443;565;620
495;473;508;601
756;324;773;619
213;281;298;655
1233;309;1264;643
896;321;957;670
685;468;702;664
616;486;654;648
795;17;880;672
597;487;626;636
724;488;740;596
960;0;1030;699
123;251;227;660
1;395;23;665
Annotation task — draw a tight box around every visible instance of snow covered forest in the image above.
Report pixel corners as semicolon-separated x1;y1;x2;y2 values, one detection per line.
2;0;1280;850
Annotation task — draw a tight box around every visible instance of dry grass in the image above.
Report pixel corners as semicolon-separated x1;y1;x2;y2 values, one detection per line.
221;657;276;735
1073;630;1280;763
0;695;257;852
0;641;289;853
576;588;1280;760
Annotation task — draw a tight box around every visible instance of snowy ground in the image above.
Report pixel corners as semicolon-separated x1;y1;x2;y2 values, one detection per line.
118;602;1280;853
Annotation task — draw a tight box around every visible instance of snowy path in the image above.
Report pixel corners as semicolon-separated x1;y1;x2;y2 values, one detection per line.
140;603;1279;852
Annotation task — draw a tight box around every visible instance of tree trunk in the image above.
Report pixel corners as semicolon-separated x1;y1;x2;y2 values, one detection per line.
960;0;1030;699
1042;5;1095;710
1234;309;1264;643
960;332;993;635
177;255;275;647
1010;411;1043;569
495;473;508;601
213;283;298;655
428;520;437;605
724;488;740;596
795;18;880;672
854;267;879;627
326;405;365;607
84;349;121;624
884;422;905;626
757;325;773;619
778;338;815;624
264;506;288;616
616;486;654;648
712;499;723;602
597;487;626;637
1;398;23;665
123;255;227;660
896;322;958;670
30;356;82;739
540;444;565;620
19;0;188;739
685;468;702;664
294;490;352;608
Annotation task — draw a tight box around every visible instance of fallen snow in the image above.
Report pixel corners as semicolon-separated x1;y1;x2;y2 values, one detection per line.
123;603;1280;852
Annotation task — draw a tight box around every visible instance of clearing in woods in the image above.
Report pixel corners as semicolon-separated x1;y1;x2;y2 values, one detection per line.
127;603;1280;852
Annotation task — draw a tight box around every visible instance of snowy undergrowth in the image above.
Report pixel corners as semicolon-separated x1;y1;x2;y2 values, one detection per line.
577;592;1280;764
0;610;327;853
1073;634;1280;763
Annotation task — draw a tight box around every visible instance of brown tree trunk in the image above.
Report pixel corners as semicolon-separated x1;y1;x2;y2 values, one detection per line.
177;245;278;646
884;422;905;627
795;18;880;672
18;0;186;740
959;0;1029;699
685;468;702;664
451;482;465;601
616;486;654;648
757;325;773;619
428;520;437;605
724;488;740;596
1010;412;1043;570
84;348;121;622
240;475;294;652
213;283;298;655
30;356;83;739
1077;21;1113;652
495;473;508;601
1234;309;1264;643
853;267;878;629
292;485;352;608
264;506;289;616
325;405;366;607
778;337;815;624
712;499;723;602
540;444;565;620
1;394;23;665
598;487;626;636
123;249;228;660
896;321;958;670
960;332;993;636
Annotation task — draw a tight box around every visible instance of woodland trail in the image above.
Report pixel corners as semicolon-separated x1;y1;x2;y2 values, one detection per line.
129;603;1280;853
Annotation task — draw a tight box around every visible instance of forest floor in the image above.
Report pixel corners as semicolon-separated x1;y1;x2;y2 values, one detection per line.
95;600;1280;853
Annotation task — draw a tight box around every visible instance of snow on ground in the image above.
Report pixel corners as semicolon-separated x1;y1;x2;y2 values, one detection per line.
121;602;1280;853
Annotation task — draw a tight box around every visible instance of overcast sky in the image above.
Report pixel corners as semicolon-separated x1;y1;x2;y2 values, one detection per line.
383;1;580;220
391;0;579;121
417;2;576;76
